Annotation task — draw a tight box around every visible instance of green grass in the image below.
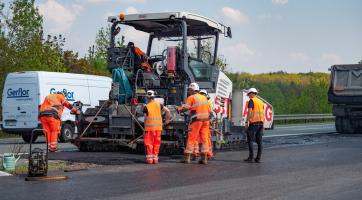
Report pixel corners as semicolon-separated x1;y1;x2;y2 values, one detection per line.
0;131;20;139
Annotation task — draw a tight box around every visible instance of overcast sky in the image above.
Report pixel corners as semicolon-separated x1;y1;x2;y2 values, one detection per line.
28;0;362;73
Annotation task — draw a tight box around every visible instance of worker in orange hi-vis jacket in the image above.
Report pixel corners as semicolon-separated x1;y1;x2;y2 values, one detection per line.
39;90;80;152
178;83;211;164
127;42;151;71
143;90;172;164
200;89;214;160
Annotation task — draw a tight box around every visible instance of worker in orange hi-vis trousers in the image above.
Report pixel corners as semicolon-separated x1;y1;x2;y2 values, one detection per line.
39;90;80;152
143;90;171;164
200;89;214;160
178;83;211;164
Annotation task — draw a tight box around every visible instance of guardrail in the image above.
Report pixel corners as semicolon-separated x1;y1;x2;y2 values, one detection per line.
274;114;334;120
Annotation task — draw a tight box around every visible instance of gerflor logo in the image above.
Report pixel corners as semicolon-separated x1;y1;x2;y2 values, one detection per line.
7;88;30;98
49;88;75;101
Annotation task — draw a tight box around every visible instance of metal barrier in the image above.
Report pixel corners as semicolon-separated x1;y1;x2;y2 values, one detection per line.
274;114;334;120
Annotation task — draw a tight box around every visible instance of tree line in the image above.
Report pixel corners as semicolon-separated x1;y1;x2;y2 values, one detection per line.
0;0;360;116
0;0;111;112
227;71;332;114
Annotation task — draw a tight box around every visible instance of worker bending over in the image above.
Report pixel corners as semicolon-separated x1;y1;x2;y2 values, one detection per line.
200;89;214;160
244;88;265;163
143;90;171;164
39;90;80;152
178;83;211;164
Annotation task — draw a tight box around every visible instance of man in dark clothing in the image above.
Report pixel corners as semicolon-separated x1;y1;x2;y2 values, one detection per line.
244;88;265;163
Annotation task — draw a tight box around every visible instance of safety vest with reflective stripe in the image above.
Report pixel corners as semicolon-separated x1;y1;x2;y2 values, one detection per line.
144;100;163;131
249;97;265;123
185;93;210;122
39;94;72;119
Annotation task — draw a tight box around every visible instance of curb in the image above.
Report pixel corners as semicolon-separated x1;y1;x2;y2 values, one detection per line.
0;170;12;176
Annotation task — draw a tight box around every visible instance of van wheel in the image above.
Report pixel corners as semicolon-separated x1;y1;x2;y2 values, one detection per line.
22;133;38;143
59;124;74;143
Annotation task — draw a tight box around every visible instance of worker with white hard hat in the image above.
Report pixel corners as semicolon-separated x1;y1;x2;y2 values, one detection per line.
178;83;211;164
143;90;171;164
244;88;264;163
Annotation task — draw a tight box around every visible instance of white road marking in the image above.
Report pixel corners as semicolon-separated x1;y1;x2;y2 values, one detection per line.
284;127;335;131
276;123;334;129
264;131;337;138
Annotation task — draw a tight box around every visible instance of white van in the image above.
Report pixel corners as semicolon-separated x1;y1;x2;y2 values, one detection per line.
1;71;112;143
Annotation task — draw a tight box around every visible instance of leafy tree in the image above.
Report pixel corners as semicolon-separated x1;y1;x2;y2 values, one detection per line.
0;0;5;36
359;60;362;64
7;0;42;49
94;26;110;61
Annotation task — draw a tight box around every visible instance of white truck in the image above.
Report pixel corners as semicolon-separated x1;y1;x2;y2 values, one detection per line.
1;71;112;143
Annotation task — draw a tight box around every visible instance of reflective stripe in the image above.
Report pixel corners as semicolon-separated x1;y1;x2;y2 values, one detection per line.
190;113;209;119
144;124;163;127
249;97;265;123
144;101;162;131
185;145;195;153
146;155;154;158
145;117;162;120
190;95;209;108
49;106;59;112
201;145;209;153
190;101;209;108
40;106;57;112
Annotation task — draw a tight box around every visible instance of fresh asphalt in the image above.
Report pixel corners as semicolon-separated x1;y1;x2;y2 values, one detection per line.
1;123;362;200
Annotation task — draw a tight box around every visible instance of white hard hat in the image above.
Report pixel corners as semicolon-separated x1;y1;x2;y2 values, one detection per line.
247;88;258;94
199;89;208;95
146;90;156;98
188;82;200;91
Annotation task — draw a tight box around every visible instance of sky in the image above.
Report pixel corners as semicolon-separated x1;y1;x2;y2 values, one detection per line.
23;0;362;73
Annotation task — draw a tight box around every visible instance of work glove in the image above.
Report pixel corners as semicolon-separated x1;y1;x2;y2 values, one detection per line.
177;106;182;113
71;108;81;115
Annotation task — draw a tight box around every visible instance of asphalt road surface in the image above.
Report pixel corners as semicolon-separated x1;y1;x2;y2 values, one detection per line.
2;123;362;200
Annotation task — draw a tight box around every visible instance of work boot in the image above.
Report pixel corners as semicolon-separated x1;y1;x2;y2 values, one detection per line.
145;159;153;164
49;147;58;152
199;153;208;165
254;157;261;163
153;159;159;164
207;153;214;160
243;157;253;163
180;153;191;164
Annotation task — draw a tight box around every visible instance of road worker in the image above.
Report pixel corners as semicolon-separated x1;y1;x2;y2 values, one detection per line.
244;88;265;163
200;89;214;160
178;83;211;164
39;90;80;152
127;42;151;71
143;90;171;164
